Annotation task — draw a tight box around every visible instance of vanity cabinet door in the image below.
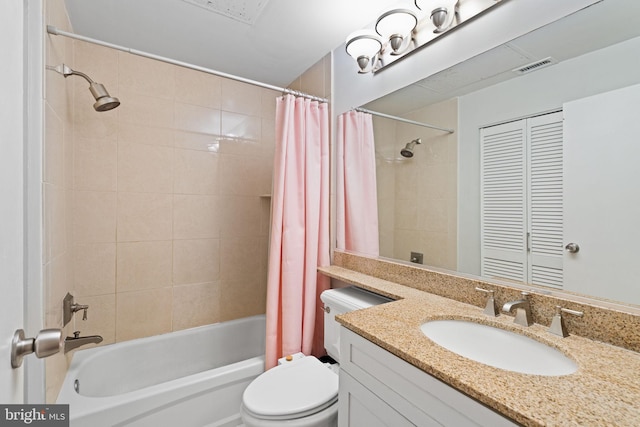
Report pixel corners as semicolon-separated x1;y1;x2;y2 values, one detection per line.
339;327;519;427
339;370;416;427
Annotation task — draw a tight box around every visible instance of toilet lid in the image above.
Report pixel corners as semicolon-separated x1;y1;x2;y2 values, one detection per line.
243;356;338;419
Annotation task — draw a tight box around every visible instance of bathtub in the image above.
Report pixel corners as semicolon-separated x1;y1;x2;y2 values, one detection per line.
56;315;265;427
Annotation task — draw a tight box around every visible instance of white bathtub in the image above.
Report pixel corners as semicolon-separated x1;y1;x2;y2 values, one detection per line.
57;315;265;427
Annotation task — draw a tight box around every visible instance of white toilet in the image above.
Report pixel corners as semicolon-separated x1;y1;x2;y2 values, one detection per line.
240;286;390;427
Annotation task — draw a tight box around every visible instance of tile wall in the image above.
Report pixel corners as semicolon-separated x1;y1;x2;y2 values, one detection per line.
374;98;458;270
44;0;277;401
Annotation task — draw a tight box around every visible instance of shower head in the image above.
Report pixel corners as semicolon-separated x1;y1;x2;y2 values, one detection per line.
400;138;422;158
49;64;120;112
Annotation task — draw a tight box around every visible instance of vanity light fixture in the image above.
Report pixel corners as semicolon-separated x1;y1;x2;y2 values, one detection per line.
346;0;504;74
375;9;418;54
415;0;458;33
345;30;383;74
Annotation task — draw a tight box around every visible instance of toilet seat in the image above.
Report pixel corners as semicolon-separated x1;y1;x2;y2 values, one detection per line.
242;356;338;420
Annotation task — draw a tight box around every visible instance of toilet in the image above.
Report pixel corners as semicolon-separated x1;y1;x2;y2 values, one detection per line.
240;286;390;427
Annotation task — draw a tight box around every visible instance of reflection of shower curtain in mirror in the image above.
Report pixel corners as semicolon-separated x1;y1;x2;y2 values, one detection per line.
337;111;380;255
265;95;330;370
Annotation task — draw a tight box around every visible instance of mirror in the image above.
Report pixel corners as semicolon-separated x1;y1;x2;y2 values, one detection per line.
344;0;640;308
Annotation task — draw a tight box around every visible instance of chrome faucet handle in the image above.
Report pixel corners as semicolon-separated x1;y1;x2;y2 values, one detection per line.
475;287;498;316
71;303;89;320
549;306;584;337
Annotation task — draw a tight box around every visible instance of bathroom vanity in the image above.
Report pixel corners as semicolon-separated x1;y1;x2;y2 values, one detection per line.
339;327;517;426
320;262;640;427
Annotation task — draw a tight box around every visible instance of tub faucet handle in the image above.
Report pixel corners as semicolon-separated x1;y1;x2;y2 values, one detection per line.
71;302;89;320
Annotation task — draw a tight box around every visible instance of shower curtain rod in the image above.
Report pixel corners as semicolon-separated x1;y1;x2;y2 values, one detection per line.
355;107;454;134
46;25;329;104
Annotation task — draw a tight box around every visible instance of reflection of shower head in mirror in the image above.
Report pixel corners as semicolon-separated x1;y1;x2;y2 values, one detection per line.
400;138;422;158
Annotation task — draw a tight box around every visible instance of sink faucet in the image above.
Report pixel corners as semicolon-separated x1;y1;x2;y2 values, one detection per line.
64;331;103;353
502;292;533;326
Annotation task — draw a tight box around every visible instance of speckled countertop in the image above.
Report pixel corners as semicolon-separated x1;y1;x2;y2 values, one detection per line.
319;265;640;427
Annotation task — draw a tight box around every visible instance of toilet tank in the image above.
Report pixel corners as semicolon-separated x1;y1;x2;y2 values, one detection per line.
320;286;391;362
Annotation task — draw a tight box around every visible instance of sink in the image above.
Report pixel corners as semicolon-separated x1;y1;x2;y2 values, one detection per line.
420;320;577;376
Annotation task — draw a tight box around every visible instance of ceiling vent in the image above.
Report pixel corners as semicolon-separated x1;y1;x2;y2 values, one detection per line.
512;57;558;75
181;0;269;25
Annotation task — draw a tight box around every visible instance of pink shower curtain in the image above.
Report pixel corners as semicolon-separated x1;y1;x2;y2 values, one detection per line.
265;95;330;370
336;110;380;255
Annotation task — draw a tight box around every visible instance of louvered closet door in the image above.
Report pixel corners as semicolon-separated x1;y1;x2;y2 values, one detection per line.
480;120;527;282
527;112;563;288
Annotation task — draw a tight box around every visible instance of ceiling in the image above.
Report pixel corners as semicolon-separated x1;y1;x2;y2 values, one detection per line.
63;0;401;88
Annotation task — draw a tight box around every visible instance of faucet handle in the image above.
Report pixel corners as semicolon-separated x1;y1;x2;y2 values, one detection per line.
475;287;498;316
549;306;584;337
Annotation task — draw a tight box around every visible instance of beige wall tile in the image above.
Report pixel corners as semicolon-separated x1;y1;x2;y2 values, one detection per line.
117;193;173;241
118;142;174;193
116;288;173;342
117;93;174;129
73;41;119;94
117;241;173;291
175;67;222;109
172;282;221;330
119;53;175;100
45;352;69;403
174;102;221;135
221;111;261;141
73;243;116;297
261;89;279;120
73;137;117;191
45;254;71;329
44;184;67;261
119;122;174;147
174;130;220;152
219;278;266;322
219;196;261;238
173;195;219;239
219;155;265;196
72;190;117;243
221;79;262;116
173;239;220;285
220;237;263;282
44;105;64;186
174;148;218;195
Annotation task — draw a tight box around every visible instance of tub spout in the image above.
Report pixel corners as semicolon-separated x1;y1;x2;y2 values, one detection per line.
64;331;103;353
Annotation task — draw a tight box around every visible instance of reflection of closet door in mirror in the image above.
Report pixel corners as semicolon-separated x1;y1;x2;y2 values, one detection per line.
563;83;640;305
480;112;563;288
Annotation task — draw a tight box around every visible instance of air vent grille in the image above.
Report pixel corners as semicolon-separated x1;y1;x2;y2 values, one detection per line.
513;57;557;75
181;0;269;25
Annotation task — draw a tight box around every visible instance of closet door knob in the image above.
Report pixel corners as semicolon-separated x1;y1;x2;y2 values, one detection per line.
565;243;580;253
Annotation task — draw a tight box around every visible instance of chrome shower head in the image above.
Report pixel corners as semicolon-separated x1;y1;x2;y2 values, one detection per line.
400;138;422;158
49;64;120;112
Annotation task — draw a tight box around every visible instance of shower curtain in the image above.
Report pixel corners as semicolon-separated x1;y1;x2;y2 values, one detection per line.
265;94;330;370
336;110;380;255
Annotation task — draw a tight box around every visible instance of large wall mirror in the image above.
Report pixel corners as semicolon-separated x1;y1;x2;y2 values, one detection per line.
343;0;640;308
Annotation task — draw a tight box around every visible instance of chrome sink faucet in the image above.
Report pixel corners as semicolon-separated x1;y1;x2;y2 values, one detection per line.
502;292;533;326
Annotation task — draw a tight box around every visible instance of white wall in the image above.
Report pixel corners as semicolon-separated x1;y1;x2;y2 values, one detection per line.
457;36;640;275
332;0;599;116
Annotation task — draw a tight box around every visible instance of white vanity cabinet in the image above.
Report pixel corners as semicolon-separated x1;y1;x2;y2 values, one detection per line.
338;327;519;427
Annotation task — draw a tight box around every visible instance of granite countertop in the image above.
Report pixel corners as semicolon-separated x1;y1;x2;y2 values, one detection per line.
319;265;640;427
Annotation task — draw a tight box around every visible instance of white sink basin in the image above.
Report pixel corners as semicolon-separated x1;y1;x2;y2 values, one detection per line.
420;320;577;376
